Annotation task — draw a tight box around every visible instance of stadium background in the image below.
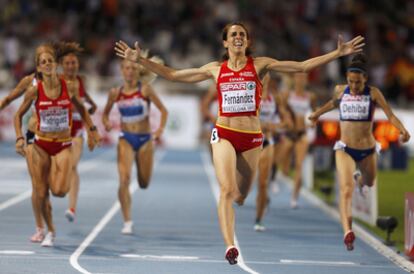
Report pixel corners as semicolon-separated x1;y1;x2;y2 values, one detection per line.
0;0;413;260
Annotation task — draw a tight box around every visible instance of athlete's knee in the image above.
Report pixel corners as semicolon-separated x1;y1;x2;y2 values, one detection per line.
36;189;49;201
119;174;131;186
137;173;151;189
138;179;149;189
234;194;247;206
363;176;375;187
51;189;67;197
342;184;353;199
220;185;237;199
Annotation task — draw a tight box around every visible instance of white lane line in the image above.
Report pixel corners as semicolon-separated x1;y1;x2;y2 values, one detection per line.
120;254;199;261
280;259;355;266
201;150;260;274
300;188;414;273
0;150;114;212
70;151;166;274
0;250;35;255
0;190;31;212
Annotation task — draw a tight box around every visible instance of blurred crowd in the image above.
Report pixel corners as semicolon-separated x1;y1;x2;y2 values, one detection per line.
0;0;413;105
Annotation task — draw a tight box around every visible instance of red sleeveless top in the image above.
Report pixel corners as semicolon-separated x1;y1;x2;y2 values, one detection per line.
35;79;72;133
216;57;262;117
72;76;86;121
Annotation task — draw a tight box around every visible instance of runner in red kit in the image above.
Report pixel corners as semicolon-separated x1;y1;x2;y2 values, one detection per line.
14;43;100;247
115;22;364;265
58;42;98;222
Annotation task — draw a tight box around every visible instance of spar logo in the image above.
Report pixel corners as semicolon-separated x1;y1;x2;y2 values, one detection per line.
220;81;255;92
221;82;246;92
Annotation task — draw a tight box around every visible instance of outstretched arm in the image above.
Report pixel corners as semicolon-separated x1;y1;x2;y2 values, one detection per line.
0;74;35;110
115;41;217;83
372;87;410;142
258;35;364;73
308;86;343;126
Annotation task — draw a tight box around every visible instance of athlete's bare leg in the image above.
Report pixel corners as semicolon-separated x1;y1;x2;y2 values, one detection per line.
68;137;83;212
256;144;273;223
31;144;54;234
291;136;309;203
136;140;154;189
117;139;134;222
335;150;356;234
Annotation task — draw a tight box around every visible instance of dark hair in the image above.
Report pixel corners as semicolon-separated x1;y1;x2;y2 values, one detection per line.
347;53;367;74
55;41;84;62
221;22;253;61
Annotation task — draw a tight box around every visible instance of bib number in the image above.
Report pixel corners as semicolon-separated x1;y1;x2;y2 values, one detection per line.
210;128;219;144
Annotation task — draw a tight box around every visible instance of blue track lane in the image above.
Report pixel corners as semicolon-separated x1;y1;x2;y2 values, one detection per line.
0;143;409;274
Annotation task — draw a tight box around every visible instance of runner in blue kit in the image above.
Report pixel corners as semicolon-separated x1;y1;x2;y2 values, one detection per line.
308;54;410;251
102;57;168;235
115;22;365;264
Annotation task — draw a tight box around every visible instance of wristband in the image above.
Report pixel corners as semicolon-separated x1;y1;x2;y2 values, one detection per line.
16;136;24;143
89;125;97;131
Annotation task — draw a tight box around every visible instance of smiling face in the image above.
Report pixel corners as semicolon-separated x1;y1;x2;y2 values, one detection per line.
223;24;250;56
61;53;79;78
37;52;57;77
346;72;367;93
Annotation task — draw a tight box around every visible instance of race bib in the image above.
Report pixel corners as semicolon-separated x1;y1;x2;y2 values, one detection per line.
210;128;219;144
39;107;70;132
220;81;256;113
340;95;370;120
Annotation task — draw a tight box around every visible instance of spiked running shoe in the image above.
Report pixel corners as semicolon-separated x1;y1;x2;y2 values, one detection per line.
254;222;266;232
65;208;75;222
344;231;355;251
30;227;45;243
41;232;55;247
225;246;239;265
121;221;133;235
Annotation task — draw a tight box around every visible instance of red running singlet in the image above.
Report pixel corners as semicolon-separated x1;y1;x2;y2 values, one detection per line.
216;57;262;117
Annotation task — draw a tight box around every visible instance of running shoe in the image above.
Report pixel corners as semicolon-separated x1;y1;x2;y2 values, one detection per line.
121;221;133;235
65;208;75;222
30;227;45;243
344;230;355;251
254;222;266;232
290;199;298;209
225;246;239;265
41;232;55;247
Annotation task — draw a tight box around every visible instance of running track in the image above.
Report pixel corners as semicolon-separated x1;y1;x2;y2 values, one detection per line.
0;142;410;274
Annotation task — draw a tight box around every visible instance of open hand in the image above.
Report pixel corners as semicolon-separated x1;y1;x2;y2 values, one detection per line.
337;35;365;57
115;41;141;63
